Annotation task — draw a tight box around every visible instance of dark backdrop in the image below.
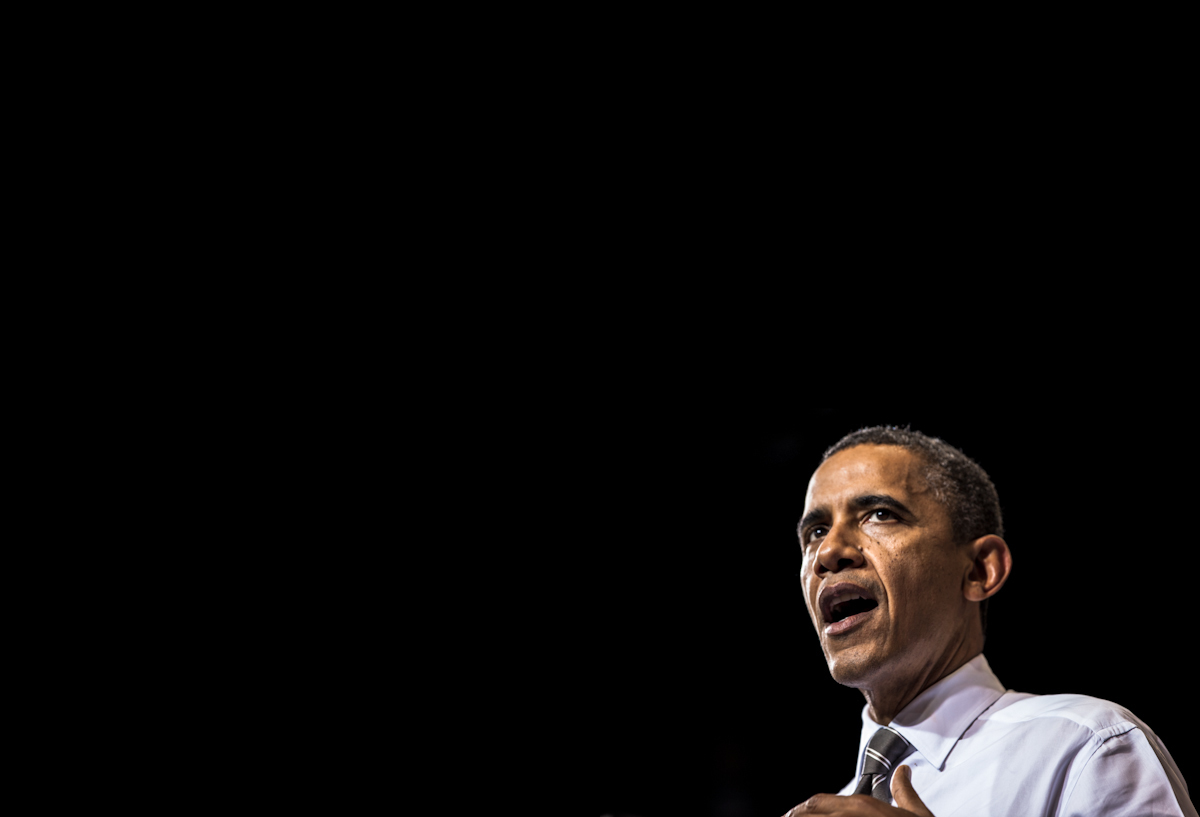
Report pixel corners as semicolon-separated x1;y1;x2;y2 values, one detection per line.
511;363;1195;817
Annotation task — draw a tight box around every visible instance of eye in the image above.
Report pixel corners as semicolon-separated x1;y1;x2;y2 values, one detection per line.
806;525;829;544
869;509;896;522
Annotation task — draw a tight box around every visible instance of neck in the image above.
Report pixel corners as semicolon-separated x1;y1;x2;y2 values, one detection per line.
862;629;982;725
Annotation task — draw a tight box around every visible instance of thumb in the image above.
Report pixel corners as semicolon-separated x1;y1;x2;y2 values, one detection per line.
891;766;935;817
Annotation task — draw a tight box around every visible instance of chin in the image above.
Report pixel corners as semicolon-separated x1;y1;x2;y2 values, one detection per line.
825;649;880;688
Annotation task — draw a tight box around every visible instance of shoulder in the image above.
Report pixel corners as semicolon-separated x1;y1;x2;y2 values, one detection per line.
964;691;1163;765
958;694;1194;815
985;691;1150;740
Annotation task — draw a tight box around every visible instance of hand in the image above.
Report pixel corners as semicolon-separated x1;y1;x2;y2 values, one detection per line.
781;766;935;816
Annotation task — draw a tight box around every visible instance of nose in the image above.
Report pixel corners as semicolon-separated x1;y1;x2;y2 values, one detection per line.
813;524;865;577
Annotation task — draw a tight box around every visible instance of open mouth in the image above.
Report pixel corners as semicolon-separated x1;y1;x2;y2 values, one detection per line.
819;583;880;626
830;596;878;622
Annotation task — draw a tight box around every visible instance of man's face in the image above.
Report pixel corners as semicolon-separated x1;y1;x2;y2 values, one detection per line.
798;444;974;688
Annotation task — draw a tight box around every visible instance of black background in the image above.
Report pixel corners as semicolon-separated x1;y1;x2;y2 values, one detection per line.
518;357;1197;817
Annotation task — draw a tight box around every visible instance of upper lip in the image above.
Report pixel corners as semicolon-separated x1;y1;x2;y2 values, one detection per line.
818;581;879;624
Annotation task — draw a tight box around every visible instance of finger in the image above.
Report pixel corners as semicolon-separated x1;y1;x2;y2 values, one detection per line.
891;766;935;817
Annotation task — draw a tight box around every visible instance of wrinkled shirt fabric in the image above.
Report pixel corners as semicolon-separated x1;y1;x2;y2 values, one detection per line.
838;654;1196;817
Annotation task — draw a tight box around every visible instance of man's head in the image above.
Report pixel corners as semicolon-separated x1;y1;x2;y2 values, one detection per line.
822;426;1004;546
797;427;1011;696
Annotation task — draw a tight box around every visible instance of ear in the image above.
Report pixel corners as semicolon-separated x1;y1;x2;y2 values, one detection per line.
963;534;1012;602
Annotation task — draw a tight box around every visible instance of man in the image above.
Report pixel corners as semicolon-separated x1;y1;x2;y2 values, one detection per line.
782;427;1194;817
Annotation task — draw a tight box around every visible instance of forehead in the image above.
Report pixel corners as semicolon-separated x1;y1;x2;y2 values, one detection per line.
803;444;933;512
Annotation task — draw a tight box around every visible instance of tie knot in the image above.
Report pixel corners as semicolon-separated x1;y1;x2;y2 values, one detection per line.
861;726;914;777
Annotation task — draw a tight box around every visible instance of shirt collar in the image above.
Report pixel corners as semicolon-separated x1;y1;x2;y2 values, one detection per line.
855;653;1006;774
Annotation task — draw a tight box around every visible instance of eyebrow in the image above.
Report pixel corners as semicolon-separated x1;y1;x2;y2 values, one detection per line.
797;508;829;536
850;494;914;517
797;494;915;536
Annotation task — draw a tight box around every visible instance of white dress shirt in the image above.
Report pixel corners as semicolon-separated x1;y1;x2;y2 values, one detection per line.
837;654;1196;816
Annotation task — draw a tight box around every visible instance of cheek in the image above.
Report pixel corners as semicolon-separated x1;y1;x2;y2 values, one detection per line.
878;555;938;605
881;554;961;620
800;562;820;621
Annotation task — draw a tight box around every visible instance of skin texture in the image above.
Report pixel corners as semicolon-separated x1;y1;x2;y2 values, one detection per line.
783;445;1012;817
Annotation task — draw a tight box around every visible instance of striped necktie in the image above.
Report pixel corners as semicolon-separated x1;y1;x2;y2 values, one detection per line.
854;726;915;803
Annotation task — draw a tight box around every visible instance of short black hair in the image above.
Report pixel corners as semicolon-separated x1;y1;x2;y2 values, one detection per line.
821;425;1004;637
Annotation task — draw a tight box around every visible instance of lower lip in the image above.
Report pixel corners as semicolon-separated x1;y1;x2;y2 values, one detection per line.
825;607;877;636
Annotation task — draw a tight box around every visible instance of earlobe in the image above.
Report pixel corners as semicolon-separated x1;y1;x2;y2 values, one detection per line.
964;535;1012;602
